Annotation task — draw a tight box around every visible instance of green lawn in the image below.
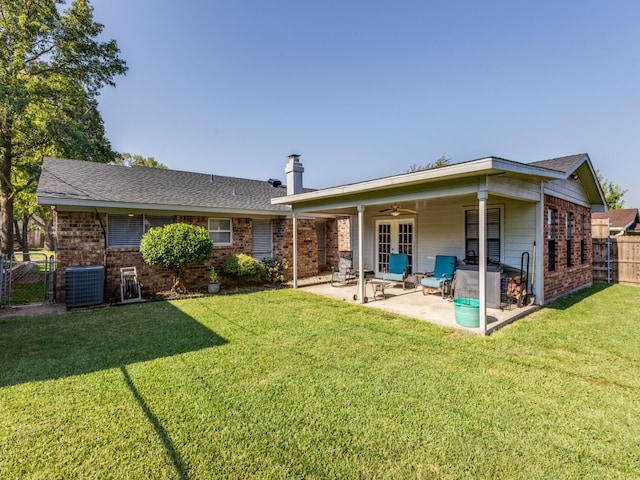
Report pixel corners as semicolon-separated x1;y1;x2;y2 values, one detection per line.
1;284;639;479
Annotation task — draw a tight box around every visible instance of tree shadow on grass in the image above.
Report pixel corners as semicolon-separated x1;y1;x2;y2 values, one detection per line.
120;365;189;480
0;302;227;387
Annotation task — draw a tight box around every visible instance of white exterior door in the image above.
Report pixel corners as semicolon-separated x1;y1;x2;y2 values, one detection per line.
375;219;414;276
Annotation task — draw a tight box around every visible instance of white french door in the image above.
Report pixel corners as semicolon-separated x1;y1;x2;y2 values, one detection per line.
375;219;414;276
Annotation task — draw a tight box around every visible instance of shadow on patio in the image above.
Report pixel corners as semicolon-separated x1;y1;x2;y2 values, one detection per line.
298;275;539;335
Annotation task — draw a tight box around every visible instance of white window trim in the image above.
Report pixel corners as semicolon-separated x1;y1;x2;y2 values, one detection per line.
208;218;233;247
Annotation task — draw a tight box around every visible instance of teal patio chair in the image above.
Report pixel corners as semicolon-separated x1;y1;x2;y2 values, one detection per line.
382;253;409;289
421;255;457;298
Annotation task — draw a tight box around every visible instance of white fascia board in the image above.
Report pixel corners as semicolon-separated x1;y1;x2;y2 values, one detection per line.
38;196;291;217
581;156;607;205
287;183;479;214
271;157;564;206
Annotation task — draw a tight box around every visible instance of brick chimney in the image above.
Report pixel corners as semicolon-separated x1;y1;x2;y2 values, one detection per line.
285;154;304;195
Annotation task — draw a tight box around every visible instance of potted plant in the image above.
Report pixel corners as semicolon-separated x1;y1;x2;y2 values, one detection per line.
207;267;220;294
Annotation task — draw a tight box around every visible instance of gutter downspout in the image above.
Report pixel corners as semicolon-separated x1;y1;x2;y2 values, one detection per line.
95;209;108;301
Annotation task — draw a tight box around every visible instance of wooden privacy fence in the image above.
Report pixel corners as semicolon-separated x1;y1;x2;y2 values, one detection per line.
592;219;640;285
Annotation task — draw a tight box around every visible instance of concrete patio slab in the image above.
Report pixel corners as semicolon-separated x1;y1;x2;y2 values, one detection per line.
296;275;539;335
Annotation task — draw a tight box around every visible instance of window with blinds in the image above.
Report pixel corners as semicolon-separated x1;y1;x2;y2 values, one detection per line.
465;208;501;263
208;218;232;246
108;215;144;247
580;214;587;264
108;214;175;247
548;209;557;271
566;212;573;268
252;219;272;260
145;215;175;232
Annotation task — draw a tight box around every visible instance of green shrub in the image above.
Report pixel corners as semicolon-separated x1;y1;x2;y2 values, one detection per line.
261;257;289;284
220;253;265;284
140;223;213;293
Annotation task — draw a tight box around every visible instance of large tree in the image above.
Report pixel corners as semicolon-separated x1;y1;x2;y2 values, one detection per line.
113;152;167;169
596;170;627;210
0;0;127;255
407;154;451;173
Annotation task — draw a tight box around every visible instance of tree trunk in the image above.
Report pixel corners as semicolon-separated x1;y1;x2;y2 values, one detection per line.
1;134;15;257
13;219;24;252
15;214;32;261
44;218;55;251
31;211;56;251
172;268;188;294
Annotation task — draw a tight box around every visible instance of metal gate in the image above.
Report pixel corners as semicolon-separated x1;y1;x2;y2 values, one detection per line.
0;253;55;308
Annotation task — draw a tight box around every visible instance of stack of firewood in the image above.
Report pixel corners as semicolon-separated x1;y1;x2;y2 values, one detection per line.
506;275;527;299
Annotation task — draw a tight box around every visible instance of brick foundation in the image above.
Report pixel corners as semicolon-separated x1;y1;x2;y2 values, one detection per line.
543;195;593;303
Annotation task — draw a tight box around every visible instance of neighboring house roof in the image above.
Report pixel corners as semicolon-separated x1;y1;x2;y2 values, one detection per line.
592;208;640;232
37;157;294;215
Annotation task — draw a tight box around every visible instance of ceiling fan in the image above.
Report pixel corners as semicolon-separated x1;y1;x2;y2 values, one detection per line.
379;202;417;216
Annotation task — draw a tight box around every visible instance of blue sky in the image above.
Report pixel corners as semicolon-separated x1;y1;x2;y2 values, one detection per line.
92;0;640;207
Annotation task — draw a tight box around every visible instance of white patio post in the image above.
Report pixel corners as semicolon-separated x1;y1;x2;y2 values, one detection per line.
535;184;545;305
357;204;365;303
478;190;488;334
292;212;298;289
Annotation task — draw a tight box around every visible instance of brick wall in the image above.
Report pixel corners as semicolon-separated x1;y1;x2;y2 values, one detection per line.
55;212;262;303
273;217;319;279
54;211;341;302
337;216;352;253
326;218;340;269
54;210;106;304
543;195;593;303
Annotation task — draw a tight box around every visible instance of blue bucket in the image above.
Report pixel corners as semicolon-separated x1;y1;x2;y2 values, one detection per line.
454;298;480;327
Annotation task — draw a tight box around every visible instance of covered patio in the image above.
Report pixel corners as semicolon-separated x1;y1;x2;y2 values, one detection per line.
297;275;539;335
274;154;604;336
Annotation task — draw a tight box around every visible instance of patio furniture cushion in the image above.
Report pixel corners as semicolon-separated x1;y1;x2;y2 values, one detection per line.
421;255;457;297
382;253;409;289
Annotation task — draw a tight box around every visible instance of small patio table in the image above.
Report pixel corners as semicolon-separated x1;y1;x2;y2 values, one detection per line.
367;279;387;301
352;271;384;303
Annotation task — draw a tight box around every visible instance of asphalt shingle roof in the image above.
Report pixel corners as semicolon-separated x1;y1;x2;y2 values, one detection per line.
37;157;293;213
592;209;640;230
527;153;587;173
